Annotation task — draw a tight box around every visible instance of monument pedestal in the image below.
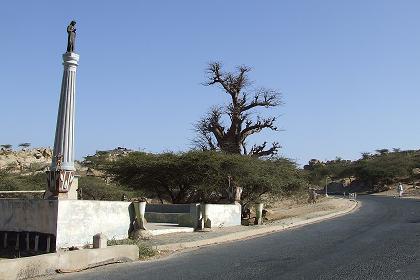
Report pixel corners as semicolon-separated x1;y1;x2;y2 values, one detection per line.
57;176;79;200
0;199;132;250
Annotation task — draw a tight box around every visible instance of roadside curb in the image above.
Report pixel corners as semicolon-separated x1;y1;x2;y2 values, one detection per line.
0;245;138;280
370;194;420;200
156;199;359;251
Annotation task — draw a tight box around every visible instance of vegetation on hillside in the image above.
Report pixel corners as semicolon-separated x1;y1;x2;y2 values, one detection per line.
0;170;45;191
2;147;419;201
0;168;142;201
304;149;420;192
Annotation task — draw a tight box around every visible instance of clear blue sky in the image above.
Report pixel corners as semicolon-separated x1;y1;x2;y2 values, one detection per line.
1;1;420;165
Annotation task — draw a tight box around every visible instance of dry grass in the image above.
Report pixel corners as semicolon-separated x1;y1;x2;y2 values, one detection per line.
263;195;343;222
107;238;157;260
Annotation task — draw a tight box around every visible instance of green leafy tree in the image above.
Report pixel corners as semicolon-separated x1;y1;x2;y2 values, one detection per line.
354;151;414;189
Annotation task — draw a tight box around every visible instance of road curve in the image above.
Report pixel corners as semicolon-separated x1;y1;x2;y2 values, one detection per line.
51;196;420;280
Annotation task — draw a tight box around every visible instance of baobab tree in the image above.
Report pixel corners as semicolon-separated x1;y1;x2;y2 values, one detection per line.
194;62;282;157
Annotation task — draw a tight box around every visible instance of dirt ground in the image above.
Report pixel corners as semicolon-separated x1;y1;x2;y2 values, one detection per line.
141;196;356;250
264;195;350;221
371;184;420;199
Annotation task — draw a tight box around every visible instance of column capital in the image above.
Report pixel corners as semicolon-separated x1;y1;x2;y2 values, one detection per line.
62;52;80;67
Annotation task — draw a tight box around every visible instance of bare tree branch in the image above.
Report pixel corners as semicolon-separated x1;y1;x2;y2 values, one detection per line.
193;107;226;151
243;88;282;112
240;117;277;141
204;62;251;100
249;142;281;157
193;63;283;157
204;62;232;96
206;107;225;142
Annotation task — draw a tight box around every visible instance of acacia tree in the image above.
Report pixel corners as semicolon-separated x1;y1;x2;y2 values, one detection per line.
18;143;31;150
194;62;282;157
375;149;390;156
106;151;305;204
0;144;12;151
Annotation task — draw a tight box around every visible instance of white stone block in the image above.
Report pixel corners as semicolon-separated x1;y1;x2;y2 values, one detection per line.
202;204;241;228
93;233;108;249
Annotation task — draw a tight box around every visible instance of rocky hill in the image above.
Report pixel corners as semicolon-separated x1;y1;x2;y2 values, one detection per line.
0;147;52;173
0;146;134;177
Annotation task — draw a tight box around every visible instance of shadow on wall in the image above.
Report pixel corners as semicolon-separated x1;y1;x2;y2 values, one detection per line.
0;231;56;258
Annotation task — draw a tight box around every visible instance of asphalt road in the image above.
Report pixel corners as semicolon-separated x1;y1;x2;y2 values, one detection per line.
49;196;420;280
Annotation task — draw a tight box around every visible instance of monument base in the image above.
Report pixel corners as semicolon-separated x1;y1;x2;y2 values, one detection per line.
45;172;79;200
0;199;132;250
57;177;79;200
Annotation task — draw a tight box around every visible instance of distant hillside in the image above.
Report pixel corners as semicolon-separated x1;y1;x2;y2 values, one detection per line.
0;147;52;174
304;149;420;193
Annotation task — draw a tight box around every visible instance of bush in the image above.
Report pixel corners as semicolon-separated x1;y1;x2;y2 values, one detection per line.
0;171;46;198
78;176;144;201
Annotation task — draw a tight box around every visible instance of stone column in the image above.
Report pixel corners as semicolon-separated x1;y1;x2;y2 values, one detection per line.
46;52;79;199
254;203;264;225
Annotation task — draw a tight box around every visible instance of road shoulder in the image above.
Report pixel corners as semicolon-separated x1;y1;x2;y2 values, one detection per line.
146;197;358;252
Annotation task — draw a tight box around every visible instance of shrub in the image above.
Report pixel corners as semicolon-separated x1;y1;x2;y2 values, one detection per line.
78;176;143;201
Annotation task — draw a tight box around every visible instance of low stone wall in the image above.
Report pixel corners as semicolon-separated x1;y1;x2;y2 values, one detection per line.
0;199;58;235
0;199;240;251
146;203;199;228
145;212;192;224
0;199;132;250
205;204;241;228
145;203;241;229
56;200;132;248
146;204;191;213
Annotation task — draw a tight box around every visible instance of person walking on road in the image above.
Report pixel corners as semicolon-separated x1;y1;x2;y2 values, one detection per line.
397;183;404;197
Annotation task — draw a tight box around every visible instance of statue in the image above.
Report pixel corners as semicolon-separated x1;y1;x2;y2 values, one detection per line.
66;21;76;52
